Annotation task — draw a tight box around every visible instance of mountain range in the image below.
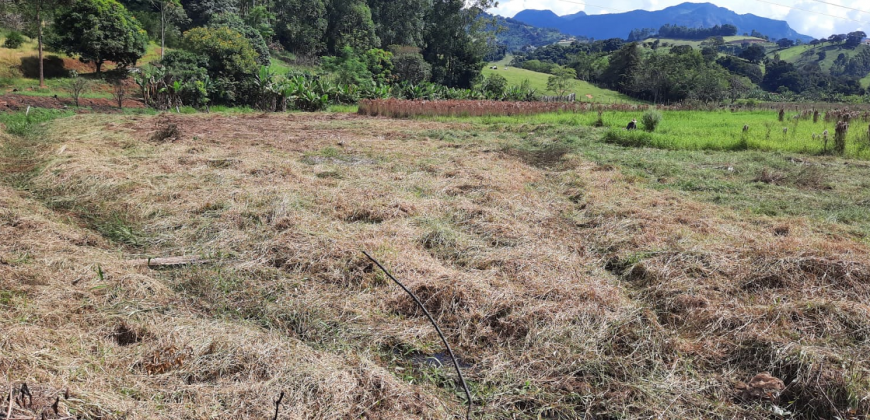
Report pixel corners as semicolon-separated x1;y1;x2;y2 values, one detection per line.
511;2;813;42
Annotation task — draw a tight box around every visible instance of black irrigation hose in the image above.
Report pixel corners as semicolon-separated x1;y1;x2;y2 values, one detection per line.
361;251;473;420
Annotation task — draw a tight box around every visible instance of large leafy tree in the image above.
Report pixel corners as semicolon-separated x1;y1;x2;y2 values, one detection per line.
182;26;257;77
422;0;495;88
48;0;148;74
367;0;427;47
274;0;327;56
179;0;236;27
326;0;379;54
599;42;641;92
13;0;73;87
208;12;269;65
739;44;766;64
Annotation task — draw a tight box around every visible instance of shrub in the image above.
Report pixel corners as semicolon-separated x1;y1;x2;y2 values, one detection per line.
391;51;431;84
641;108;663;132
479;74;507;100
65;70;90;107
322;47;371;86
183;27;258;78
3;31;24;49
363;49;393;84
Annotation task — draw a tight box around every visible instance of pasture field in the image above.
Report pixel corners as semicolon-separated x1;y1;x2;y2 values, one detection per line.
0;109;869;419
431;108;870;159
484;56;640;103
773;42;870;75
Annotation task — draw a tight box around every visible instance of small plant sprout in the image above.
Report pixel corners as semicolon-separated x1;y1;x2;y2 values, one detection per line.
65;70;90;107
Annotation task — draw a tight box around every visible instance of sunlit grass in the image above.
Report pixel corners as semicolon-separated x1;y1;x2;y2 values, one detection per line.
483;55;640;104
432;109;870;159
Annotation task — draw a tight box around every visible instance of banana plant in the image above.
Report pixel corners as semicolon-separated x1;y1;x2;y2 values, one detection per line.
255;66;278;111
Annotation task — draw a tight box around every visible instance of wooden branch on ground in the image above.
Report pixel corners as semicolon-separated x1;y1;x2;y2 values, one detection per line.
5;387;13;420
272;391;284;420
128;256;212;268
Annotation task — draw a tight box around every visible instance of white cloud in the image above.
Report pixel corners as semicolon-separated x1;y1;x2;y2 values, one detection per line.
488;0;868;38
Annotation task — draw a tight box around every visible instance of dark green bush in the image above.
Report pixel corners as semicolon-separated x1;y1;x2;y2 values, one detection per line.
3;31;24;49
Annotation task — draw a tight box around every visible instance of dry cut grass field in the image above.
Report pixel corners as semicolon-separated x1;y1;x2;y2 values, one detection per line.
0;111;868;419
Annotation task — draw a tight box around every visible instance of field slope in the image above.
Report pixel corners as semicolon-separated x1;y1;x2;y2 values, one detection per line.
485;56;640;103
0;111;868;418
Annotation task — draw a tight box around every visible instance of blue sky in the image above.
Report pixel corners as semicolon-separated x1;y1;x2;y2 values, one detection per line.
488;0;868;38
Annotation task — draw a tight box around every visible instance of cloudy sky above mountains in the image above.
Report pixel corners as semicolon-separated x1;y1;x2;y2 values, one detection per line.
488;0;868;38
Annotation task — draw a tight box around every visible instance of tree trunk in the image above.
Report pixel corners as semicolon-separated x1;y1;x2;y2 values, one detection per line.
96;61;102;75
37;9;44;88
160;3;165;59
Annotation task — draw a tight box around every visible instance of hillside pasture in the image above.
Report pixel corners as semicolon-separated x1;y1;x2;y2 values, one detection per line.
773;42;870;75
484;56;640;103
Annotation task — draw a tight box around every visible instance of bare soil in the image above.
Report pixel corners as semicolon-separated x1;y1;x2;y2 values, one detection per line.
0;93;144;112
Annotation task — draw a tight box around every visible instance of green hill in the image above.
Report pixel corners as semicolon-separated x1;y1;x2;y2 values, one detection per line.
483;56;640;103
771;41;870;75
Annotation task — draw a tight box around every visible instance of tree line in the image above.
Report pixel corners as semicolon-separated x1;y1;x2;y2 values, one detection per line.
1;0;506;108
628;24;738;42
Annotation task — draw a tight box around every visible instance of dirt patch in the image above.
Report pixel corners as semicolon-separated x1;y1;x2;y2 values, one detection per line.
0;93;144;112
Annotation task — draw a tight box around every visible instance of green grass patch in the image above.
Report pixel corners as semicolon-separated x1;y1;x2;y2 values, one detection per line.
327;104;358;113
431;109;870;159
0;108;75;136
483;56;640;104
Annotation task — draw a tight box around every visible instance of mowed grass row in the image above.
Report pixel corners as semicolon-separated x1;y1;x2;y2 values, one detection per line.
453;109;870;159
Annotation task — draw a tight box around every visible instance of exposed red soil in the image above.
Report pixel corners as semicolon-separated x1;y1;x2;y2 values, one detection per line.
0;93;144;112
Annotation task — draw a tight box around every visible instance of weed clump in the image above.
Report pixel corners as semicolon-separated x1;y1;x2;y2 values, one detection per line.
593;110;604;127
834;121;849;155
149;115;181;142
641;108;662;132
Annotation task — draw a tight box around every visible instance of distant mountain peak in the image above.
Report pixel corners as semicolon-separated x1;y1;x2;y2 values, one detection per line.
510;1;812;41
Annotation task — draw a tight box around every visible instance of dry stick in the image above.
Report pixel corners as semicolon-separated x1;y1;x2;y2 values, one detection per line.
5;387;12;420
272;391;284;420
361;251;473;420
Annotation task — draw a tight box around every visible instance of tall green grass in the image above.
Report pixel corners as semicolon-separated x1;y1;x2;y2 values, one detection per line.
434;109;870;159
0;108;75;136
